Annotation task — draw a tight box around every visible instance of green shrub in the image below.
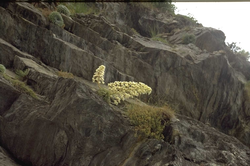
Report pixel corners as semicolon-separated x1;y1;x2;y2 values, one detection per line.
15;69;29;81
0;64;6;74
152;2;176;14
63;3;99;15
227;42;250;60
57;4;70;16
137;1;176;14
237;50;250;60
97;88;111;104
175;14;198;26
3;74;37;99
182;34;196;44
126;104;174;140
49;11;64;27
152;36;169;45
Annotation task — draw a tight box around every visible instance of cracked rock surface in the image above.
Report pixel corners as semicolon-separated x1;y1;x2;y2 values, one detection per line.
1;2;250;166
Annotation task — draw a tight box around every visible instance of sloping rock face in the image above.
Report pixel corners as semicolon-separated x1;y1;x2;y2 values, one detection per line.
1;73;250;166
0;77;131;166
0;147;20;166
1;2;250;166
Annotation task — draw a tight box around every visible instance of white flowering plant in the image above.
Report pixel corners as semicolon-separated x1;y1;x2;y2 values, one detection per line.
92;65;105;85
92;65;152;105
108;81;152;105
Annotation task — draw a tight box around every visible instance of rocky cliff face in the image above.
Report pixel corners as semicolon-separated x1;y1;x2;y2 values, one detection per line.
1;2;250;166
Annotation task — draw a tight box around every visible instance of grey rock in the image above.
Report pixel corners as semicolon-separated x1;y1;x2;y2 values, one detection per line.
0;76;20;116
0;146;20;166
7;2;47;27
1;2;250;166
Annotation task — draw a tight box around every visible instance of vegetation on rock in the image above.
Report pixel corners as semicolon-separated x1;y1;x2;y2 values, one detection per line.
175;14;198;26
137;0;176;14
151;1;176;14
227;42;250;60
92;65;152;105
15;69;29;81
57;70;74;78
108;81;152;105
97;88;111;104
0;64;6;74
182;34;196;44
126;104;174;140
49;11;64;27
152;36;169;45
92;65;105;85
3;74;37;99
57;4;70;16
62;3;99;15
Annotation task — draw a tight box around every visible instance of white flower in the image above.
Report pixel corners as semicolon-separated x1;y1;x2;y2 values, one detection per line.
108;81;152;105
92;65;105;84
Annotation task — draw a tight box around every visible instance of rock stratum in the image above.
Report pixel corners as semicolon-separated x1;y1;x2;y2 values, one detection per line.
1;2;250;166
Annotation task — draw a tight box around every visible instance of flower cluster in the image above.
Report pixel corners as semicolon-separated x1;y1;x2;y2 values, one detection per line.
108;81;152;105
92;65;152;105
92;65;105;84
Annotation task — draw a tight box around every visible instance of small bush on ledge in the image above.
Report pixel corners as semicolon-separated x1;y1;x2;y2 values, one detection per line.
97;88;111;104
126;104;175;140
57;4;71;16
0;64;6;74
15;69;29;81
182;34;196;44
49;11;64;27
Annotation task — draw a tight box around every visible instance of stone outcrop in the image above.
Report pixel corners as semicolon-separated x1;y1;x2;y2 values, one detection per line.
0;147;20;166
1;2;250;166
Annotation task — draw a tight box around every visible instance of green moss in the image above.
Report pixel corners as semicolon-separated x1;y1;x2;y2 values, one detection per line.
3;74;38;99
49;11;64;27
0;64;6;74
57;4;70;16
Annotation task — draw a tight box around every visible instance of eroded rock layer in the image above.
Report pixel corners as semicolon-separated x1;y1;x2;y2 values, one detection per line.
1;2;250;166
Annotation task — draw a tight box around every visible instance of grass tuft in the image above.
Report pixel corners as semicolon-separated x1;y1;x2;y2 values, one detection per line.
126;104;175;140
3;74;38;99
57;70;74;78
15;69;29;81
152;36;169;45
